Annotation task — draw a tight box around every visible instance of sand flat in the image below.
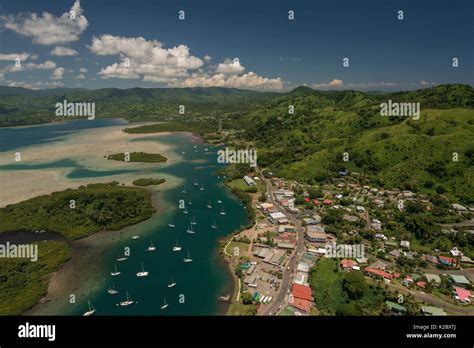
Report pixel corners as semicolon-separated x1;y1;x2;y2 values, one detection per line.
0;123;182;207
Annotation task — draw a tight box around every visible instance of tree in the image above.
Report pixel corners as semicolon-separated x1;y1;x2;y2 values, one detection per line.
342;272;367;300
242;291;253;305
258;192;267;202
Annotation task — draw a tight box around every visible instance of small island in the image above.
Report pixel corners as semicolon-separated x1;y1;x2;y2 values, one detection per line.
107;152;167;163
132;177;166;186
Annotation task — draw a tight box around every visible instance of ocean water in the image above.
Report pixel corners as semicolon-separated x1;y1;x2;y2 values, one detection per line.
0;119;249;315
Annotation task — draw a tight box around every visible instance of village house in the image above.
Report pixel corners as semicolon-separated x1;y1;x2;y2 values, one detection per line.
449;275;471;288
453;287;472;304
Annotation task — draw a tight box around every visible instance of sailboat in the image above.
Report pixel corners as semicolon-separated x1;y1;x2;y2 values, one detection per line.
211;220;217;229
168;219;176;228
173;241;182;252
111;264;121;276
184;251;193;263
191;216;197;225
147;241;156;251
206;200;212;209
186;224;195;234
161;298;169;310
136;262;149;277
168;277;176;288
83;301;96;316
132;235;140;240
108;283;118;295
220;208;226;215
200;185;204;191
116;254;127;262
193;182;199;186
119;291;134;306
217;200;222;204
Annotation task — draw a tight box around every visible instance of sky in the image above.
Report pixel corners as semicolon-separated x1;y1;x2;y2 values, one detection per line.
0;0;472;91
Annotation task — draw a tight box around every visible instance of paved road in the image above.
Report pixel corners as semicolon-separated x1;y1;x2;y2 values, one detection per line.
258;170;305;315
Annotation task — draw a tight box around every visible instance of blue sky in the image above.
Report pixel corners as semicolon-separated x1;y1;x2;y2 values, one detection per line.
0;0;472;91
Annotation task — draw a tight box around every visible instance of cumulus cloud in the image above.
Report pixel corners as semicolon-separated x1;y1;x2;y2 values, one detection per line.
89;34;204;82
173;71;283;90
79;67;88;73
51;46;78;56
75;73;86;79
1;0;88;45
312;78;344;89
0;52;30;61
4;79;63;90
51;67;65;80
215;58;245;75
2;60;57;73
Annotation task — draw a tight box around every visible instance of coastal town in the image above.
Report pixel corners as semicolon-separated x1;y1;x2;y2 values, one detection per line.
224;169;474;316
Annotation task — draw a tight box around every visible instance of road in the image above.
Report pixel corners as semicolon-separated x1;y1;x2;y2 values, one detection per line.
258;169;305;315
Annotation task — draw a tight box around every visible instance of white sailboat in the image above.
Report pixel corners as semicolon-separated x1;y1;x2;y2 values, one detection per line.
200;185;204;191
173;241;182;252
132;235;140;240
168;219;175;228
211;220;217;229
111;264;121;276
161;298;169;310
108;283;118;295
191;216;197;225
168;277;176;288
119;291;134;306
217;200;222;204
206;200;212;208
147;241;156;251
193;182;199;186
220;208;226;215
186;224;195;234
116;255;127;262
184;251;193;263
83;301;96;316
136;262;149;277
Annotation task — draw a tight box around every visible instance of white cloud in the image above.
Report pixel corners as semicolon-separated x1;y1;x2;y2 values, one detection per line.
51;46;78;56
203;55;212;62
4;79;63;90
215;58;245;75
173;71;283;90
2;60;57;73
0;52;30;61
1;0;88;45
89;34;204;82
79;67;88;73
51;67;65;80
312;78;344;89
75;73;85;79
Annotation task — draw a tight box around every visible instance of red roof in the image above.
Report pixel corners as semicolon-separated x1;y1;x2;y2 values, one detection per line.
292;283;312;301
341;259;356;269
454;287;471;301
416;281;426;288
323;199;333;204
290;298;311;313
304;197;311;202
439;256;457;264
312;199;320;204
365;267;393;279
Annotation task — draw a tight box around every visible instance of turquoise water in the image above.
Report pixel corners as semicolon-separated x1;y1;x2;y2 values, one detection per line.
0;119;248;315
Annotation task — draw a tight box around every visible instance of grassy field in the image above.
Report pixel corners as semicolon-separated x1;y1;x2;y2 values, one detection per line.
227;178;265;193
123;121;215;135
227;303;257;316
108;152;167;163
0;241;71;315
0;182;155;239
225;241;249;257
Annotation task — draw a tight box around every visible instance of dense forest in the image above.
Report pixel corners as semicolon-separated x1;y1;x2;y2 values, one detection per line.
0;182;155;239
